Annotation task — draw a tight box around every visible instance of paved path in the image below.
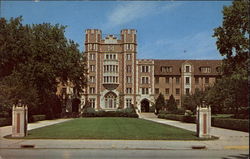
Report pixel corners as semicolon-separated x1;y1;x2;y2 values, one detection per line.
0;115;248;150
140;113;249;150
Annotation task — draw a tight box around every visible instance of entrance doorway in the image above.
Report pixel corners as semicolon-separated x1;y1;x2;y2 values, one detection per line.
72;98;81;112
141;99;150;112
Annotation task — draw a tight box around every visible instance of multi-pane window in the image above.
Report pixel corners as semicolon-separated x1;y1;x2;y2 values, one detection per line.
165;88;169;95
165;77;169;84
185;66;190;72
141;66;149;72
126;65;132;73
141;77;149;84
185;88;190;95
89;76;95;83
126;88;132;94
201;67;211;73
155;77;159;84
142;88;149;94
125;44;133;51
176;99;180;106
126;76;132;84
176;88;180;95
155;88;159;94
161;66;173;73
126;54;132;60
185;77;190;85
126;98;132;108
103;76;118;83
176;77;180;84
195;77;199;84
89;53;95;60
89;87;95;94
104;65;118;73
90;65;95;72
89;98;96;108
105;54;117;60
205;77;209;84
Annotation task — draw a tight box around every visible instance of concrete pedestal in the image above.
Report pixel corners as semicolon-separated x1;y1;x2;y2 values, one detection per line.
196;106;211;138
12;104;28;137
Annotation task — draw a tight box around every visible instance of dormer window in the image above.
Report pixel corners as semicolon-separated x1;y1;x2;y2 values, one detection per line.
161;66;173;73
200;67;211;73
216;66;221;73
185;66;190;72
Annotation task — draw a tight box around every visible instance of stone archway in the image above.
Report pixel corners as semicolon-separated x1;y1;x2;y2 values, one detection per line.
72;98;81;112
141;99;150;112
104;91;117;109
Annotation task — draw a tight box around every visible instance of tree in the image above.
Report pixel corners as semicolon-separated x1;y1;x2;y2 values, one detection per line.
166;94;177;112
155;93;166;114
0;16;87;117
182;90;207;113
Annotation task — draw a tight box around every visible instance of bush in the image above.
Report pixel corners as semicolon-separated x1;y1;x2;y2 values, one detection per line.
149;105;156;113
32;115;46;122
0;111;10;118
81;108;138;118
0;118;11;127
212;118;249;132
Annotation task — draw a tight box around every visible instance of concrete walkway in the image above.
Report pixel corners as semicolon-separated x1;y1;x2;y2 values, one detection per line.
0;115;248;150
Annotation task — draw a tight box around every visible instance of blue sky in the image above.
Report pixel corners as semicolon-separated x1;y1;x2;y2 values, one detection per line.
1;1;232;59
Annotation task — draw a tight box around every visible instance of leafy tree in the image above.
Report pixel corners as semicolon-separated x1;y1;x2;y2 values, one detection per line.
166;94;177;112
155;93;166;114
0;16;87;117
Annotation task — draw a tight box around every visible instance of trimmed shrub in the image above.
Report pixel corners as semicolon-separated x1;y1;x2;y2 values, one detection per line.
0;118;11;127
212;118;249;132
32;115;46;122
182;115;196;123
81;108;138;118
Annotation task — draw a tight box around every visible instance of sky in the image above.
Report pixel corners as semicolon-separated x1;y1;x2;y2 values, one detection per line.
1;0;232;60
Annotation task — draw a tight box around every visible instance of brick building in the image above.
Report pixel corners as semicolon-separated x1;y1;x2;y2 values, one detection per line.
58;29;222;113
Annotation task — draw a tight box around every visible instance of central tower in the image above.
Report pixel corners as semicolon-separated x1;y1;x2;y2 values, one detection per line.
85;29;137;110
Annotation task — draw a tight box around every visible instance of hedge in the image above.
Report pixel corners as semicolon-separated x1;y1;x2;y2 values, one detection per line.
158;114;249;132
32;115;46;122
0;118;11;127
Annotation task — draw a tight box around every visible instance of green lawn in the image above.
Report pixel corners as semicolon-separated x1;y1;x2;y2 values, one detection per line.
23;117;203;140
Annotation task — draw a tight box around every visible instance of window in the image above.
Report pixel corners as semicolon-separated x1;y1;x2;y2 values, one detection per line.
141;77;149;84
126;76;132;84
205;77;209;84
103;76;118;83
90;53;95;60
176;99;180;106
185;66;190;72
165;88;169;95
105;53;117;60
165;77;169;84
161;66;173;73
195;77;199;84
89;76;95;83
142;88;149;94
141;66;149;72
104;92;117;109
200;67;211;73
89;87;95;94
126;54;132;60
185;77;190;85
155;88;159;94
185;88;190;95
176;88;180;95
90;65;95;72
155;77;159;84
89;98;96;108
104;65;118;72
126;98;132;108
126;88;132;94
176;77;180;84
126;65;132;73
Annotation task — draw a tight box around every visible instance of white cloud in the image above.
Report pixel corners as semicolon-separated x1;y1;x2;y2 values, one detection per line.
104;1;183;29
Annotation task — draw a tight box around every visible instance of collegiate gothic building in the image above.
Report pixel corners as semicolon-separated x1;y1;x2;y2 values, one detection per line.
57;29;221;113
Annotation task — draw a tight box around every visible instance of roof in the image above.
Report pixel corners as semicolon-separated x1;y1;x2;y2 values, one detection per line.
153;59;222;76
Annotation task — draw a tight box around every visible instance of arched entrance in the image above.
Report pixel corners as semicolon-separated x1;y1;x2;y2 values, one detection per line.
104;91;117;109
72;98;81;112
141;99;150;112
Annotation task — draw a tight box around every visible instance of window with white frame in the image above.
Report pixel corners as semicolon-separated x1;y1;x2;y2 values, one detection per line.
89;87;95;94
90;65;95;72
126;98;132;108
126;88;132;94
126;76;132;84
104;65;118;73
141;65;149;73
105;53;117;60
89;53;95;60
185;77;190;85
141;77;149;84
126;54;132;60
185;66;190;72
89;76;95;83
126;65;132;73
103;76;118;83
89;98;96;108
141;88;149;94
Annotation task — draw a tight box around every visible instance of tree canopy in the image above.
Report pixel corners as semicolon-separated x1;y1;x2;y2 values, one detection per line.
0;16;87;117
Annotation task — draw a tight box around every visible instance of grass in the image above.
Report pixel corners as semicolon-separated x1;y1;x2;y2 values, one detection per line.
8;118;215;140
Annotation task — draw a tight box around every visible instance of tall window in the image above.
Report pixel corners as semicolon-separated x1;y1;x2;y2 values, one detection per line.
126;54;132;60
126;65;132;73
126;76;132;84
90;53;95;60
89;87;95;94
176;99;180;106
176;88;180;95
141;88;149;94
165;88;169;95
89;76;95;83
104;65;118;73
176;77;180;84
185;88;190;95
104;92;117;109
103;76;118;83
90;65;95;72
185;77;190;85
126;99;132;108
141;66;149;72
185;66;190;72
126;88;132;94
141;77;149;84
105;53;117;60
89;98;96;108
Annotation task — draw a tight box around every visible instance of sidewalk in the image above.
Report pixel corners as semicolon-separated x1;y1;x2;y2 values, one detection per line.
0;115;249;150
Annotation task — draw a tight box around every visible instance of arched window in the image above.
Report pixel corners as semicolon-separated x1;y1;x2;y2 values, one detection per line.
104;92;117;109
